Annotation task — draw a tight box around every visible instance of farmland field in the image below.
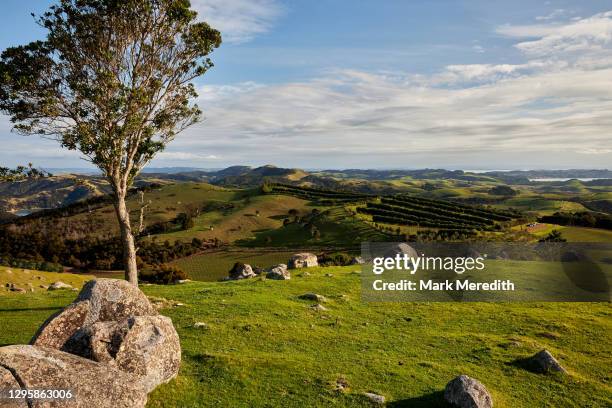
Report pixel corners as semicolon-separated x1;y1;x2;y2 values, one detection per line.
172;248;303;281
0;266;610;407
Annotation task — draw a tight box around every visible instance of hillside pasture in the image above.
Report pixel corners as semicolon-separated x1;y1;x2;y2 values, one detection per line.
0;266;609;407
172;248;300;281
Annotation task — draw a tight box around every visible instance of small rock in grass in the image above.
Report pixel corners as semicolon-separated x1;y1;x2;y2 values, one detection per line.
227;262;256;280
310;304;328;312
363;392;385;405
444;375;492;408
335;377;349;391
174;302;185;307
10;286;26;293
48;281;73;290
298;293;326;302
531;349;567;374
193;322;208;329
177;279;191;284
350;256;365;265
266;264;291;280
288;253;318;269
324;273;334;277
300;272;311;277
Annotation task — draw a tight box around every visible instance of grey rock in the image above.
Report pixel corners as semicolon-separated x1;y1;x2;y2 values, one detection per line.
531;349;567;374
350;256;365;265
444;375;493;408
310;304;328;312
384;243;418;260
29;279;179;394
288;253;318;269
32;279;156;349
48;281;73;290
0;345;148;407
363;392;385;405
266;264;290;280
228;263;256;280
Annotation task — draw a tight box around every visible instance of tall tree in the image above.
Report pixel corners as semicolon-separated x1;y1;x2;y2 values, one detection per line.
0;0;221;284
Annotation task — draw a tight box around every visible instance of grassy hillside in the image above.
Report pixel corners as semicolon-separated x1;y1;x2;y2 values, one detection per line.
0;266;93;293
0;266;610;407
527;224;612;242
154;193;314;243
173;248;300;281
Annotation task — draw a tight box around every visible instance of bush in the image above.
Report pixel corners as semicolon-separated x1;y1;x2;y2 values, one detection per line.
140;264;189;284
318;252;352;266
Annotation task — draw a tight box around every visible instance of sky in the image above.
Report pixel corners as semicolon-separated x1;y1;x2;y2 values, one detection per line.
0;0;611;170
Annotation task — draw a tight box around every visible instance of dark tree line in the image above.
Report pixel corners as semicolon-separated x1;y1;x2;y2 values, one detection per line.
539;212;612;230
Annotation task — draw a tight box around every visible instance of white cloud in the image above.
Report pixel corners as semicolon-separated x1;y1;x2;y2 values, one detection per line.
175;11;612;168
472;44;485;53
536;9;568;21
157;152;219;160
498;11;612;56
190;0;284;44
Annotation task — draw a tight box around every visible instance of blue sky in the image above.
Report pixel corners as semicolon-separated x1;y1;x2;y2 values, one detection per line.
1;0;612;169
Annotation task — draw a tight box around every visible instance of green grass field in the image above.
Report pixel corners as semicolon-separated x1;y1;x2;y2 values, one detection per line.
173;248;302;281
527;224;612;242
241;206;390;248
0;266;93;293
0;266;610;407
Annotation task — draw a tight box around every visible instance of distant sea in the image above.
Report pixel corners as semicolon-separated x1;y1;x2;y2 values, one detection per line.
528;178;605;182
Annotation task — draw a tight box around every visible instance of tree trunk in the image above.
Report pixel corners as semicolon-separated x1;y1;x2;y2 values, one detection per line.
114;191;138;285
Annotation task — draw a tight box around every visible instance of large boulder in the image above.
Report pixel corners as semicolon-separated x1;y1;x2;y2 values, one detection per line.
227;263;256;280
288;253;318;269
29;279;180;394
444;375;493;408
266;264;290;280
0;345;148;407
32;279;156;349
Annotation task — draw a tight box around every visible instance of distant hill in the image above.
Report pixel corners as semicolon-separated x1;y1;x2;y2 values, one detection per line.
0;175;109;214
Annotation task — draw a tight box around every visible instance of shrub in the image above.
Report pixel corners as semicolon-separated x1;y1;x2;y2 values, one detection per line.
318;252;352;266
140;264;189;284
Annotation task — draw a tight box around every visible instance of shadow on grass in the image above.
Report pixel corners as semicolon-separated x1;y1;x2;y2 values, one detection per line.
388;391;449;407
508;357;545;374
0;306;61;312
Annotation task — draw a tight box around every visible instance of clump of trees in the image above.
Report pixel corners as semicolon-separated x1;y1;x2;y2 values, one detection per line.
139;263;188;284
488;185;518;196
0;164;52;182
540;211;612;230
539;230;567;242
